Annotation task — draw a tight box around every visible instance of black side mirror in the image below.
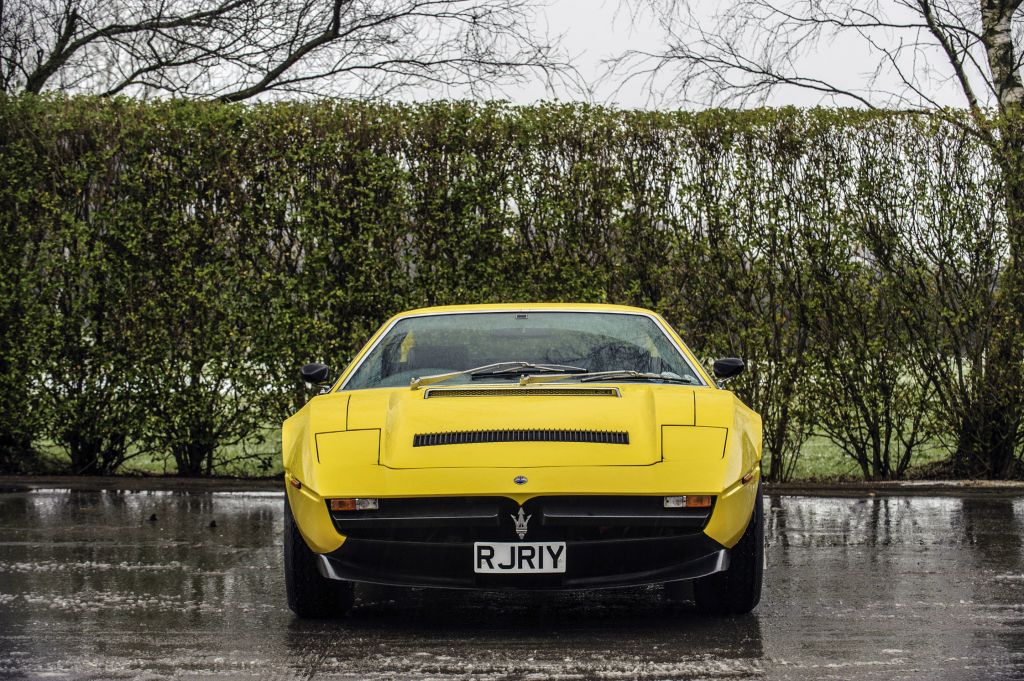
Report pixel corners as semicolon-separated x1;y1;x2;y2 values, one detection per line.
712;357;745;381
301;363;331;385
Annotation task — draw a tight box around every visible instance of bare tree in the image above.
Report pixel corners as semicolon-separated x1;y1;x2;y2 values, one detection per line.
0;0;574;99
615;1;1021;113
617;0;1024;476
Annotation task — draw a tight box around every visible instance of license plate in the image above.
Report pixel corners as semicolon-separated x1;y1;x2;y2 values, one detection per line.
473;542;567;574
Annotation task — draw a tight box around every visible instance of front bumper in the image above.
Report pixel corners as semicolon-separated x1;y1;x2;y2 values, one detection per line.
313;495;730;590
317;535;728;590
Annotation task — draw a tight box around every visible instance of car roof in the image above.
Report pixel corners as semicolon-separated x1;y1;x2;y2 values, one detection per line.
392;303;660;317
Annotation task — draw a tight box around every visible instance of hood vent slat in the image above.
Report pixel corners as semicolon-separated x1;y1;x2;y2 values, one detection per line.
424;387;619;398
412;429;629;447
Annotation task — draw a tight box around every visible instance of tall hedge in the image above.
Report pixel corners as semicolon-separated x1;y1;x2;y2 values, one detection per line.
0;96;1017;479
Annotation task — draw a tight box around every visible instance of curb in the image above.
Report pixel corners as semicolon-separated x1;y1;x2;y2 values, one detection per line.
1;475;1023;497
766;480;1024;497
0;475;281;493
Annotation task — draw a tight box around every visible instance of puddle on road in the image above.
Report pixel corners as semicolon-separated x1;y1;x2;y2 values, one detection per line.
0;491;1022;680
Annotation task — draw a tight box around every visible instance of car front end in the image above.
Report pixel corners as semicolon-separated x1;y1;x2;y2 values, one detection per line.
282;305;763;616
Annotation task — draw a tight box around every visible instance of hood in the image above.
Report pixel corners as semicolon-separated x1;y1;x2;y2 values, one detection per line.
346;384;697;469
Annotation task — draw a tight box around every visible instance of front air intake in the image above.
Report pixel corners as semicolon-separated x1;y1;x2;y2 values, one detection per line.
412;429;629;447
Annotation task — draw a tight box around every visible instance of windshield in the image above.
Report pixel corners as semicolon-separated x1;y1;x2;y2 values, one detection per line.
342;311;704;390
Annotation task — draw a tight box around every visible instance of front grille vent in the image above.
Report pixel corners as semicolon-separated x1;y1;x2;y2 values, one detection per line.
412;429;629;447
424;387;619;398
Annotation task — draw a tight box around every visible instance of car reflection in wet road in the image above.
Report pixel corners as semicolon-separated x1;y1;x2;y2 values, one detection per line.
0;489;1022;680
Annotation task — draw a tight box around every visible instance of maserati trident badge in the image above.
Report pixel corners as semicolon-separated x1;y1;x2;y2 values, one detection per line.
511;507;531;540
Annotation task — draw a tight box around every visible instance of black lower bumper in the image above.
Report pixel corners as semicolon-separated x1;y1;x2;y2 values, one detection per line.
317;495;728;590
317;533;728;590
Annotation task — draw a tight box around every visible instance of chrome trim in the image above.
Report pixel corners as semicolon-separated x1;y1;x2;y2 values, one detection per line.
337;309;708;391
541;513;707;521
317;554;343;580
332;514;499;523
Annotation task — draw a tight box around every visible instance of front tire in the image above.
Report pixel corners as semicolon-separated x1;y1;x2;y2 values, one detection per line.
692;481;764;615
284;497;354;618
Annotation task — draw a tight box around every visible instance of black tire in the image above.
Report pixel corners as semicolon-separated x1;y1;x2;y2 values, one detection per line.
283;497;354;618
692;481;764;615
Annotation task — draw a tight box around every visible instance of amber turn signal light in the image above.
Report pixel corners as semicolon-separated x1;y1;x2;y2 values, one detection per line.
664;495;713;509
329;498;379;512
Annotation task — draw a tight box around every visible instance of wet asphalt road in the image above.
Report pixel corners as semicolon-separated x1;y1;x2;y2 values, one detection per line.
0;490;1022;680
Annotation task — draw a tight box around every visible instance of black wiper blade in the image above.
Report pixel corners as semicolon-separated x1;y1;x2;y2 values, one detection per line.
410;362;526;389
470;362;588;378
578;370;696;384
410;361;590;389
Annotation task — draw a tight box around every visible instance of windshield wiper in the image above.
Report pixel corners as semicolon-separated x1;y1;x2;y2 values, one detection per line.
412;363;694;390
470;362;587;378
577;370;697;385
410;361;586;390
518;369;698;386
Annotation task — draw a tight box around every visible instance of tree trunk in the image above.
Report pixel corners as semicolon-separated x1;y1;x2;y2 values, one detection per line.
979;0;1024;477
979;112;1024;478
953;392;1019;478
69;436;101;476
173;442;210;477
0;432;34;474
765;404;790;482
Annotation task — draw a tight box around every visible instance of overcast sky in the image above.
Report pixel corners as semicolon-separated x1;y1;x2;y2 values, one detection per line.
426;0;970;111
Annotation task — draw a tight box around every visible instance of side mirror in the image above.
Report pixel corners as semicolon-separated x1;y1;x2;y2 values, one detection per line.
712;357;745;381
300;362;331;385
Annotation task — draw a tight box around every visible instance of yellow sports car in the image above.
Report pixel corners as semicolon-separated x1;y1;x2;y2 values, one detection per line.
282;304;763;617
